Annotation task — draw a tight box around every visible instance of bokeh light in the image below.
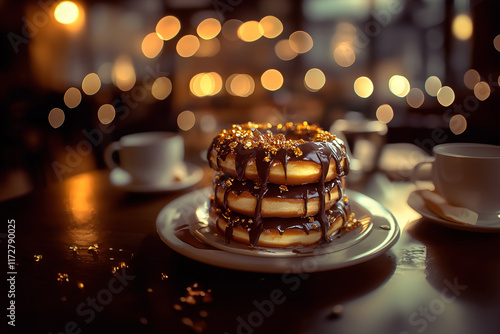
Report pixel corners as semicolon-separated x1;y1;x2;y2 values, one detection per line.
376;104;394;124
97;104;115;125
304;68;325;92
353;76;373;98
406;88;425;108
177;110;196;131
227;74;255;97
112;55;136;91
333;44;356;67
424;76;442;96
450;114;467;135
452;14;473;40
142;32;163;58
289;31;313;54
197;18;221;40
64;87;82;109
237;21;264;42
275;39;298;61
82;73;101;95
156;16;181;41
48;108;65;128
190;72;223;97
261;69;284;91
260;16;283;39
54;1;79;25
436;86;455;107
463;69;480;90
389;75;411;97
222;19;243;41
474;81;491;101
494;34;500;52
151;77;172;100
176;35;200;57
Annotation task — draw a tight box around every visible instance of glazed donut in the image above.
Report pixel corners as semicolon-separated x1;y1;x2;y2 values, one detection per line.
213;173;343;218
209;199;351;248
207;122;349;185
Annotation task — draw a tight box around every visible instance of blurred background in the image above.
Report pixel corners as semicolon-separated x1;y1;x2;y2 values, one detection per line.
1;0;499;199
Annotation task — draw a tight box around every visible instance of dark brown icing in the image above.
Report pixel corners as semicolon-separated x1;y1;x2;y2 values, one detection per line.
213;173;343;215
207;122;350;247
209;198;351;244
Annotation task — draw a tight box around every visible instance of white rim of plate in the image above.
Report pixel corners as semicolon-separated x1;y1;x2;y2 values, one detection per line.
156;187;400;273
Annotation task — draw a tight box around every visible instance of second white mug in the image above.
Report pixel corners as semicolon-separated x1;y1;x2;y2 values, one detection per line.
413;143;500;222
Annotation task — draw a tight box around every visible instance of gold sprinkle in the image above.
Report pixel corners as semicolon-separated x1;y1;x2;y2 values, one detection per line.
147;288;153;293
264;156;271;162
77;282;84;289
199;310;208;317
308;217;315;223
279;185;288;192
88;244;99;254
57;273;69;282
161;273;169;280
34;255;43;262
173;304;183;311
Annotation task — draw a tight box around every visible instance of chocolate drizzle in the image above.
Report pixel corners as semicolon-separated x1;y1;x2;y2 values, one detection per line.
210;199;351;242
207;122;350;247
214;173;342;202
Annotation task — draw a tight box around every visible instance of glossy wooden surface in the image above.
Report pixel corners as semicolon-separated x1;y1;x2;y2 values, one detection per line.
2;167;500;334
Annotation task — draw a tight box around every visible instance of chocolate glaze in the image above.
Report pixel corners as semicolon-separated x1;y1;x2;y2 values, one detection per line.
214;173;343;215
210;199;351;244
207;123;350;246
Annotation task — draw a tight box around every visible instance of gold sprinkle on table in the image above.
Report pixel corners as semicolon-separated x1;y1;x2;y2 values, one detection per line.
57;273;69;283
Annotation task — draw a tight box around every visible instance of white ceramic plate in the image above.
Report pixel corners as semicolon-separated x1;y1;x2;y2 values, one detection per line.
109;162;203;193
407;191;500;233
156;188;400;273
190;203;373;258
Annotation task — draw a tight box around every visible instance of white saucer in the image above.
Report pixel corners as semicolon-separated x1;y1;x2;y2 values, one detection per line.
407;191;500;233
156;187;400;273
109;162;203;193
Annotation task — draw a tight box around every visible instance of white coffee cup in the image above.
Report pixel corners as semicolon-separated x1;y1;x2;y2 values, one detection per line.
413;143;500;221
104;132;184;185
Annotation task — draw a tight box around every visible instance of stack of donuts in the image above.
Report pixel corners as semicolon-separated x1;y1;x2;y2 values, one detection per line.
207;122;352;248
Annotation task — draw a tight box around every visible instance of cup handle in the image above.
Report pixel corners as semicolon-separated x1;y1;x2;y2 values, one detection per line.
104;141;121;169
410;159;434;188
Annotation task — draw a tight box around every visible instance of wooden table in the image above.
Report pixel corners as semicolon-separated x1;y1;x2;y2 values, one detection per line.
2;167;499;334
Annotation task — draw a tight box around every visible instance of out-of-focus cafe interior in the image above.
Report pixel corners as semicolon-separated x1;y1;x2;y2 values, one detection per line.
1;0;499;199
